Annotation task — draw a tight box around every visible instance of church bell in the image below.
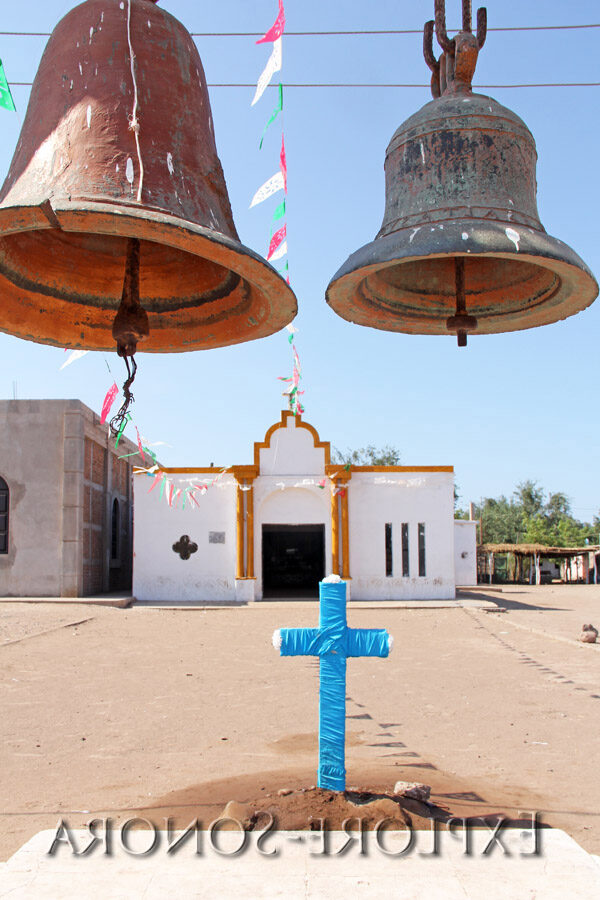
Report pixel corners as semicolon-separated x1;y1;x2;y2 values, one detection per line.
326;0;598;346
0;0;296;356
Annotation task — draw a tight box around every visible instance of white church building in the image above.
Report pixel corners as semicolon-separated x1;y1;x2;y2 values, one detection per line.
133;411;477;603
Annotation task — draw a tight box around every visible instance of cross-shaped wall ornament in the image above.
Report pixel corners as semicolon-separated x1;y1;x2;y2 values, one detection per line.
273;579;392;791
172;535;198;560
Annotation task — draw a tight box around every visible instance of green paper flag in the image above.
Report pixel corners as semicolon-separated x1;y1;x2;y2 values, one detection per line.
0;60;16;112
272;199;286;222
259;83;283;149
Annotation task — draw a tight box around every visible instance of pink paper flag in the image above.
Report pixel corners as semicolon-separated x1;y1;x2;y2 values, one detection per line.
100;382;119;424
256;0;285;44
280;134;287;192
269;240;287;262
168;484;175;507
135;426;146;462
148;473;163;493
267;224;287;261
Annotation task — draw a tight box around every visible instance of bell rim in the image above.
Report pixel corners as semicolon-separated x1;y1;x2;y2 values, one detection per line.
326;220;598;336
0;200;297;352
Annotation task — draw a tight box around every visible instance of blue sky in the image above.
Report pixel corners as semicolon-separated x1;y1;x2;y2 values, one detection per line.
0;1;598;518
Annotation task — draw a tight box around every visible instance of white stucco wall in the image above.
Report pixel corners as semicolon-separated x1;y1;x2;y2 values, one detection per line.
454;520;478;586
348;471;456;600
259;416;326;475
132;412;459;604
133;476;237;602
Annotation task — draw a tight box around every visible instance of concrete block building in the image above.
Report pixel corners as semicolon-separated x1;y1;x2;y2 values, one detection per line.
134;410;477;603
0;400;135;597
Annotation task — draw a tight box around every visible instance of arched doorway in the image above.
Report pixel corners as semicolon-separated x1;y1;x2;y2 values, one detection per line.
257;487;328;599
262;523;325;597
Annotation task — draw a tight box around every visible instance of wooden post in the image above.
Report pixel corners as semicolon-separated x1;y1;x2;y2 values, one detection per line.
236;481;245;580
341;487;350;579
331;483;340;575
247;483;255;579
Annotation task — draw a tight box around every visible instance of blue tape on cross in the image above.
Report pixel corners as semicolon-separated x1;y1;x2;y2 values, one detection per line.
276;581;391;792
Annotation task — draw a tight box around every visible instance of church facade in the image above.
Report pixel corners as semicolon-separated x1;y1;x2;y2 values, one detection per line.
133;411;476;603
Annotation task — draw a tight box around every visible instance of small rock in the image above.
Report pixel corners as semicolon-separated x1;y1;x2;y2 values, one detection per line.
393;781;431;801
580;624;598;643
278;788;292;796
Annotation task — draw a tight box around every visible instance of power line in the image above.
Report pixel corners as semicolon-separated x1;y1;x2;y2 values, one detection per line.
9;81;600;88
0;24;599;37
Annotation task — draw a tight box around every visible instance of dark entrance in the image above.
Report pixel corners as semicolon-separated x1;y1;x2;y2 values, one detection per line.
262;524;325;598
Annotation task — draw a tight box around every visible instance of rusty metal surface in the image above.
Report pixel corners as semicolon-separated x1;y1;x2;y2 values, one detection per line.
326;0;597;340
0;0;296;352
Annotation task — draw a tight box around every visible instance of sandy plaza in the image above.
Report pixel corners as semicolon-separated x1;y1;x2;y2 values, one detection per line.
1;583;599;867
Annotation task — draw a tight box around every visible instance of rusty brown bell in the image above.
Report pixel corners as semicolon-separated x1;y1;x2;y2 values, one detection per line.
0;0;296;354
326;0;598;346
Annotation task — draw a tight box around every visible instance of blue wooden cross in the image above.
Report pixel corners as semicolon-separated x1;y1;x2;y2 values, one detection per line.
273;579;392;791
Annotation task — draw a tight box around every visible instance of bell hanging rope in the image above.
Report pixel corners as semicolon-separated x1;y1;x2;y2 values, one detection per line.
326;0;598;346
0;0;296;422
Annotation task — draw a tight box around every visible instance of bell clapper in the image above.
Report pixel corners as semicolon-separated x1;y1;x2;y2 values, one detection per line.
109;237;149;438
446;257;478;348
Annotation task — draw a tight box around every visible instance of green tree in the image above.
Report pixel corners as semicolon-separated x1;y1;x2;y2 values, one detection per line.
514;480;545;519
332;445;401;466
470;496;525;544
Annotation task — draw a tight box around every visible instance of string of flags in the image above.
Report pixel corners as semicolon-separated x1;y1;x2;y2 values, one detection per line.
250;0;289;279
61;353;408;511
0;59;16;112
278;323;304;415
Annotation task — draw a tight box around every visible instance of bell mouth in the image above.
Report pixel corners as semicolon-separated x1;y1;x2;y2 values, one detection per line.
0;201;297;352
361;256;560;329
326;221;598;336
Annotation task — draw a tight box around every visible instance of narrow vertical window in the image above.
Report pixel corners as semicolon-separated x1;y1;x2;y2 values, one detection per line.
385;523;393;577
111;498;120;561
402;523;409;576
0;477;8;554
418;523;426;577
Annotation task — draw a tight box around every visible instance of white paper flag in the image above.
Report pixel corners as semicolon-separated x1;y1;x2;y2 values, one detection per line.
251;37;282;106
250;171;284;208
59;350;89;370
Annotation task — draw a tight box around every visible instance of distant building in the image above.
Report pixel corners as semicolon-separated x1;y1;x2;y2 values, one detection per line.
0;400;135;597
134;410;477;603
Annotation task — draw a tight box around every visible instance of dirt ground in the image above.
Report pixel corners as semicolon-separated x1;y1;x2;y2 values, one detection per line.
1;585;599;861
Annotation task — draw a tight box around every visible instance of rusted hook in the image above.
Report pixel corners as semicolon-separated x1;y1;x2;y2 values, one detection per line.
462;0;472;32
434;0;454;53
423;20;440;73
477;7;487;48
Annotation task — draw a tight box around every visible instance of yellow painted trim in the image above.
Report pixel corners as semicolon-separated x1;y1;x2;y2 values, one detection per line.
236;483;245;580
247;484;255;580
253;410;331;470
333;465;454;473
341;488;350;580
159;467;229;474
331;484;340;575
